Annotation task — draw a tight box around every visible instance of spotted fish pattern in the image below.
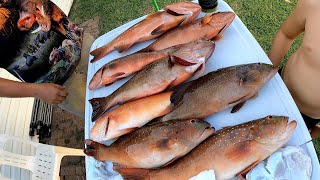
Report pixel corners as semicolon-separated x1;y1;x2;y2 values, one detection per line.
85;119;215;169
117;116;297;180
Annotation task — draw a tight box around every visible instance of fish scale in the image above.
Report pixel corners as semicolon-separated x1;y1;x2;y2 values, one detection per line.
144;12;235;52
90;39;215;121
117;116;297;180
85;119;215;169
90;2;201;62
161;63;278;121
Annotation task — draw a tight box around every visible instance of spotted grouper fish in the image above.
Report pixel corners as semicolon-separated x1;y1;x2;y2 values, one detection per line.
161;63;278;121
89;39;215;121
85;119;215;169
117;116;297;180
90;2;201;62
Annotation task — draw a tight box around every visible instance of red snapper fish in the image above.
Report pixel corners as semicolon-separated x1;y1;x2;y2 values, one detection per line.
143;11;235;52
88;46;179;90
90;2;201;62
89;39;215;121
90;92;173;141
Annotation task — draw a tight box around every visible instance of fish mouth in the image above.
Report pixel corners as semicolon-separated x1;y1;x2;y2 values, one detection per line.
90;117;109;142
89;78;103;90
212;12;236;37
264;65;278;83
285;120;297;135
259;117;296;149
272;119;297;148
89;70;103;90
270;65;278;76
199;125;215;140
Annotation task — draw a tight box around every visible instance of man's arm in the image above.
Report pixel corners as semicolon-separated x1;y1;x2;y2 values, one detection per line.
269;0;307;67
0;78;68;104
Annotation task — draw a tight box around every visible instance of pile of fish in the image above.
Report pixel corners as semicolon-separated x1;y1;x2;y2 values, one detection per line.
85;1;298;180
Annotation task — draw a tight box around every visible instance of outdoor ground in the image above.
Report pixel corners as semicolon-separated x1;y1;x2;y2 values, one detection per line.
44;0;319;179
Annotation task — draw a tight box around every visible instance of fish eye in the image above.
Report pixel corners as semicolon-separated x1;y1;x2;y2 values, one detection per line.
190;119;196;123
267;115;273;119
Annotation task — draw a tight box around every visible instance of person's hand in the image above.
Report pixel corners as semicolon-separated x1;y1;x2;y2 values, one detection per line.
35;83;68;104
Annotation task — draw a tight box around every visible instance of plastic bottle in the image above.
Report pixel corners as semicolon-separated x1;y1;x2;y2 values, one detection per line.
198;0;218;12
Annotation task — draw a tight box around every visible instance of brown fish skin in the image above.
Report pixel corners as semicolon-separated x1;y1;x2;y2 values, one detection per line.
161;63;278;122
89;46;179;90
143;12;235;52
90;2;201;62
85;119;215;169
89;39;215;122
90;92;173;141
117;116;297;180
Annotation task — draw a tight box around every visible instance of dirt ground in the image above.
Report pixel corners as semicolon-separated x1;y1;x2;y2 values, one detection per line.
41;106;86;180
40;18;100;180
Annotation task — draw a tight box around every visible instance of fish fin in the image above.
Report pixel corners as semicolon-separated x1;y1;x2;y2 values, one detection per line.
237;160;260;176
160;157;179;168
237;174;247;180
231;101;247;113
202;14;212;25
151;24;167;35
137;47;152;53
115;44;133;53
84;139;109;161
90;45;114;62
145;118;162;126
250;92;259;100
220;126;232;130
111;72;125;78
156;139;176;150
105;82;115;87
89;98;107;122
113;163;128;170
171;55;197;66
168;57;174;69
116;168;150;180
216;24;227;36
193;63;205;77
240;70;262;86
170;81;193;106
90;47;103;57
120;127;139;135
225;140;254;161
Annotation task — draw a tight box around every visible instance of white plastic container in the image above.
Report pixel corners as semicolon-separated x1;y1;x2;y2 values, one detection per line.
85;1;320;179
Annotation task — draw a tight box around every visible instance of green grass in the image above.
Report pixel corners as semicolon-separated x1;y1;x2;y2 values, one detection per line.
69;0;320;158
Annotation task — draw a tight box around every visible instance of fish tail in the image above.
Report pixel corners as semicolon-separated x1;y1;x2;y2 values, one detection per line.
137;47;152;53
90;45;114;63
90;46;104;57
89;97;108;122
117;168;151;180
84;139;110;161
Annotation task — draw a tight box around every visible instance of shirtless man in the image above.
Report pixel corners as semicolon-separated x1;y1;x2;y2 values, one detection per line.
269;0;320;138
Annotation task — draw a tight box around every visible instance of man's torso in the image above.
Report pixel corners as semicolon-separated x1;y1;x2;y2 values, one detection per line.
282;5;320;118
